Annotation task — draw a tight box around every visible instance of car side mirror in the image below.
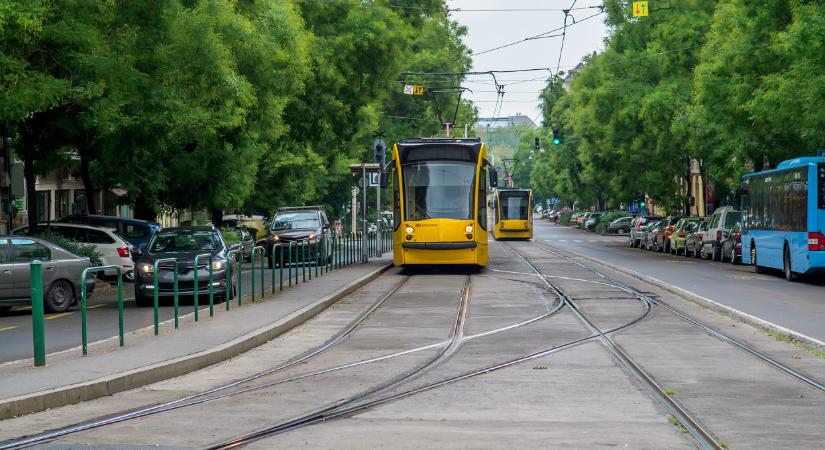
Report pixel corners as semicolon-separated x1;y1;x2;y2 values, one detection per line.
489;167;498;188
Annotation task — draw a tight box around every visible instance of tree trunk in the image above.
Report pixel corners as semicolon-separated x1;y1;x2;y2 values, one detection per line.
23;145;38;234
79;152;97;214
133;196;156;222
211;208;223;227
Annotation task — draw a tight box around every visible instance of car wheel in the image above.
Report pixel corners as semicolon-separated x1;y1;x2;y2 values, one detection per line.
720;247;729;263
699;244;708;260
784;245;798;281
45;280;74;313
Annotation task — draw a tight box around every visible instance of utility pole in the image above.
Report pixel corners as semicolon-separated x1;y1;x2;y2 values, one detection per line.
351;186;358;233
361;164;368;263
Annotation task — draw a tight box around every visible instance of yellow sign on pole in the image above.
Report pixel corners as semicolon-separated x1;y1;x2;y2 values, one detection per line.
632;1;648;17
403;84;426;96
413;85;425;96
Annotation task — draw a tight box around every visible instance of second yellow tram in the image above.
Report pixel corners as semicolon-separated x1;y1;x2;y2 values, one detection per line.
390;138;497;266
492;188;533;240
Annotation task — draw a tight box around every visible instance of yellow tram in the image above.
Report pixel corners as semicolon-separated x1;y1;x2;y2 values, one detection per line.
492;188;533;240
390;138;497;266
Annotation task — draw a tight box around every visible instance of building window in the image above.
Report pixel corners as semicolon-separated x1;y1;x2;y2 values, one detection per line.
36;191;50;223
73;190;86;215
56;190;70;219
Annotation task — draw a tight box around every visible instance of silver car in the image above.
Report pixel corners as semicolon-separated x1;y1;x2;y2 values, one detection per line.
0;236;95;313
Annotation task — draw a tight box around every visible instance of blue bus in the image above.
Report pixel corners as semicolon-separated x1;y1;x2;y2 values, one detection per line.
740;156;825;280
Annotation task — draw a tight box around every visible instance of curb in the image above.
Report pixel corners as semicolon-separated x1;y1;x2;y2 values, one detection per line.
0;263;394;420
540;238;825;351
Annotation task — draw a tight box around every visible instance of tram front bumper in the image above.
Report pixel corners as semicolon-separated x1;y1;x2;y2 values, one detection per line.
401;242;477;250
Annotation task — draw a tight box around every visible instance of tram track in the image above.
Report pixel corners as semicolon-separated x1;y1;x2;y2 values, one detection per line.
530;240;825;393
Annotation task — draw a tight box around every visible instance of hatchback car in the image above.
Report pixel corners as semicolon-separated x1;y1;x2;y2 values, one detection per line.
13;223;134;280
607;216;632;234
629;216;663;248
646;221;668;251
0;237;95;313
657;216;682;253
685;220;708;258
721;221;743;264
669;218;701;255
134;227;239;306
584;212;604;231
257;206;332;268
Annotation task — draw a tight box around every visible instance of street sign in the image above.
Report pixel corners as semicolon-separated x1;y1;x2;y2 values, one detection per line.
632;1;648;17
403;84;425;96
628;204;639;213
368;172;380;187
550;197;559;205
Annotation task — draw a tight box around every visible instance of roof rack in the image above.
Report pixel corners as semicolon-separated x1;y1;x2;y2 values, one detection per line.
277;205;324;212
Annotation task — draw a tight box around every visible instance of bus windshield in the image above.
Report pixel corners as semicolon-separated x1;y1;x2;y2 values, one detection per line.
500;193;529;220
403;161;476;221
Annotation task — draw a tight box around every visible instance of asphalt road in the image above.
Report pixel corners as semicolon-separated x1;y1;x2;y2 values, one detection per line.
535;220;825;343
0;260;331;362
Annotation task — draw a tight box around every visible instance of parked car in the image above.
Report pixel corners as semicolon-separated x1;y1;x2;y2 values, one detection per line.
669;218;701;255
133;227;239;306
575;212;592;228
57;215;161;256
701;207;742;261
12;223;134;280
646;221;668;251
569;212;584;225
656;216;682;253
607;216;632;234
236;227;255;262
257;206;332;269
584;212;604;231
222;215;267;240
721;221;743;264
629;216;663;248
685;220;708;258
0;236;95;313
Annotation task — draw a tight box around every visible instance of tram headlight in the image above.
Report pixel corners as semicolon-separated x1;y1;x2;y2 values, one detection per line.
405;226;414;235
464;225;473;234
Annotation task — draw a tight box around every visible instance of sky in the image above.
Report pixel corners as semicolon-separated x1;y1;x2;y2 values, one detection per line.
446;0;609;124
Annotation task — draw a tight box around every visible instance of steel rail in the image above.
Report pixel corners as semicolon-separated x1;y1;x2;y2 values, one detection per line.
0;276;412;450
533;240;825;393
207;275;473;450
505;242;722;450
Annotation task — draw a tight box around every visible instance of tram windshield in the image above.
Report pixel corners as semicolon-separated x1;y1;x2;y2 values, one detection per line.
499;192;529;220
403;161;475;221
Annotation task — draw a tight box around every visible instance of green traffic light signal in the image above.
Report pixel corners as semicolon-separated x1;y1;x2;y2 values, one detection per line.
640;201;646;207
552;137;560;145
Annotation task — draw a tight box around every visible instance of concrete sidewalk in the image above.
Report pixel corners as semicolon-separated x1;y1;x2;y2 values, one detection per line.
0;256;392;419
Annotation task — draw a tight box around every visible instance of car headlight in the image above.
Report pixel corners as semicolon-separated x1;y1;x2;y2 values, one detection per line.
212;261;224;271
140;264;154;273
271;235;280;241
308;233;319;240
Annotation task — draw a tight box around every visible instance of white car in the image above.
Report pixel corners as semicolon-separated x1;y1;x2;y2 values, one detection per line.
12;223;134;280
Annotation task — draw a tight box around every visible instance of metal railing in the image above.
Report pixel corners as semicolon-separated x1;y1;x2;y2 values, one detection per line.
26;231;382;367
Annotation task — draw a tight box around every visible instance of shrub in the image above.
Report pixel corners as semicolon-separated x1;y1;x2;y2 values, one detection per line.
36;230;103;266
596;211;630;234
219;227;242;246
559;211;574;225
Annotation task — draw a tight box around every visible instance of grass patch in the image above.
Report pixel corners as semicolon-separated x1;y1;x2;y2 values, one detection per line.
663;388;679;396
532;365;548;370
668;415;688;433
719;439;729;448
766;331;825;360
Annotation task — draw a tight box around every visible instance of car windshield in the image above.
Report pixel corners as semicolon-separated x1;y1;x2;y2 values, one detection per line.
271;212;320;230
499;192;529;220
403;161;476;221
149;230;220;253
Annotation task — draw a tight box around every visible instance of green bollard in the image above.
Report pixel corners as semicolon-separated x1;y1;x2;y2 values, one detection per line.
173;267;179;329
279;245;284;291
30;261;45;367
225;254;231;312
301;240;307;283
236;251;242;307
251;248;256;302
116;268;124;345
270;247;276;295
288;242;294;287
80;265;123;356
254;246;265;300
315;241;319;278
153;258;177;335
194;254;213;322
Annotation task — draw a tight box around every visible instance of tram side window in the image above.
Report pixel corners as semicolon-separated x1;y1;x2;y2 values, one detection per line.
478;168;487;230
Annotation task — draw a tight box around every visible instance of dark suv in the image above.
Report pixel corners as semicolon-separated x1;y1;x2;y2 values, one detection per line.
257;206;331;268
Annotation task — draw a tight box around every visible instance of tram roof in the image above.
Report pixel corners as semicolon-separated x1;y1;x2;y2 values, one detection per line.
396;138;483;164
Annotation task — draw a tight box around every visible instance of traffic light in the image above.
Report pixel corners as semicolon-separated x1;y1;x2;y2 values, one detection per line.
534;136;540;150
552;128;561;145
373;139;386;165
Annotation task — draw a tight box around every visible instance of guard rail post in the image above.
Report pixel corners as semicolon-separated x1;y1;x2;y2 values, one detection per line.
153;258;178;334
80;265;123;355
279;245;284;291
30;261;46;367
251;246;265;301
193;254;213;321
225;249;241;311
288;241;294;287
